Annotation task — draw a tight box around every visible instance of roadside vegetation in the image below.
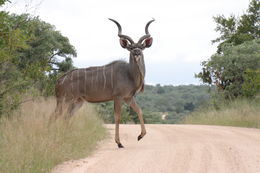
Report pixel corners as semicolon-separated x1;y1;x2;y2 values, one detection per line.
0;98;106;173
184;98;260;128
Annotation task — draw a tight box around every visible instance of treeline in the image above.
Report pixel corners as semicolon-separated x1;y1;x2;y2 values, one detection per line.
97;84;212;124
0;0;76;116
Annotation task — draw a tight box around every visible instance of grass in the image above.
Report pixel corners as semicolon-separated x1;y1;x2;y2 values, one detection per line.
0;97;106;173
184;99;260;128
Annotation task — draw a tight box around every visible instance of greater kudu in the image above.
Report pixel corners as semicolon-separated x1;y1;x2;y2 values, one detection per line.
54;18;154;148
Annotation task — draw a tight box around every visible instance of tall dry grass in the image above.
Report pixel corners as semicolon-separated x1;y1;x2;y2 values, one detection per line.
0;97;106;173
184;99;260;128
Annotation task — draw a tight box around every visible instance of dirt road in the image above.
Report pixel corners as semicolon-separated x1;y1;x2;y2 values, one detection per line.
53;124;260;173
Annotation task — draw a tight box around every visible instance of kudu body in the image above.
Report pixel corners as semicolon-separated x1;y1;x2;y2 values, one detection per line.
54;18;154;148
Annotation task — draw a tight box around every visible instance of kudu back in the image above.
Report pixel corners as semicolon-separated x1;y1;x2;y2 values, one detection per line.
54;18;154;148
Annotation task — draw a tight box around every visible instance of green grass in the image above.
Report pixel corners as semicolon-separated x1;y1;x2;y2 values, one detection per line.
184;99;260;128
0;97;106;173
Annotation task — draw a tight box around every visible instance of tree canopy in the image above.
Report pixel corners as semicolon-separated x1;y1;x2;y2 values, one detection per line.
0;1;77;115
212;0;259;53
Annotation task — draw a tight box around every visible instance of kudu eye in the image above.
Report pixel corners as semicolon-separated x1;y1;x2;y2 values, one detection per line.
119;39;129;48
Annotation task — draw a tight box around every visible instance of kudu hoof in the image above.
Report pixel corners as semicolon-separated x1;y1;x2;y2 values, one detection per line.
117;143;124;148
137;135;143;141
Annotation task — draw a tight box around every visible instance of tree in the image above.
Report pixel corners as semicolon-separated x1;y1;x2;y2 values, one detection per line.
197;39;260;98
9;14;77;95
184;102;195;111
156;84;165;94
0;4;77;115
212;0;259;53
197;0;260;98
0;2;31;115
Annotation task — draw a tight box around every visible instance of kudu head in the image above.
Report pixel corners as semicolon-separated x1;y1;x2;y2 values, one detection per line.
109;18;154;63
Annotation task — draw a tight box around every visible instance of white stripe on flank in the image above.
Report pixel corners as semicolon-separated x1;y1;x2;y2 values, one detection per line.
84;69;87;94
111;64;113;89
91;70;94;88
61;75;67;84
96;67;99;89
103;66;106;90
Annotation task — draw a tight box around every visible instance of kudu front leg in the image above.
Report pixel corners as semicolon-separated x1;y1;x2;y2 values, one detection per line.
130;98;146;141
114;98;124;148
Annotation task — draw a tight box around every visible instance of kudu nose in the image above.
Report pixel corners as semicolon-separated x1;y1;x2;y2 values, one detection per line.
133;49;141;55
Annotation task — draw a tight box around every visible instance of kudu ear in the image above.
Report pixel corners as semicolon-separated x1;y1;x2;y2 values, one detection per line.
119;38;129;48
143;37;153;48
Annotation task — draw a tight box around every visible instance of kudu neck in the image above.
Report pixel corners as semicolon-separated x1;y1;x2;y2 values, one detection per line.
129;53;145;92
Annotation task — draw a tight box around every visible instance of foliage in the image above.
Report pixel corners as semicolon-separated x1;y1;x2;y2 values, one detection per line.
212;0;259;53
9;14;77;95
197;39;260;98
242;69;260;97
97;84;211;124
0;10;30;115
197;0;260;99
0;0;9;6
0;9;76;116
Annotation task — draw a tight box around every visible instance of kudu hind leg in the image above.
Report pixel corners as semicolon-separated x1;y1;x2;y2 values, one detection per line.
114;98;124;148
129;98;146;141
48;98;63;125
67;100;83;118
53;99;63;119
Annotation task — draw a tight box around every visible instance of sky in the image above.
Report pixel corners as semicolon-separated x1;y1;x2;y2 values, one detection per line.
2;0;250;85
